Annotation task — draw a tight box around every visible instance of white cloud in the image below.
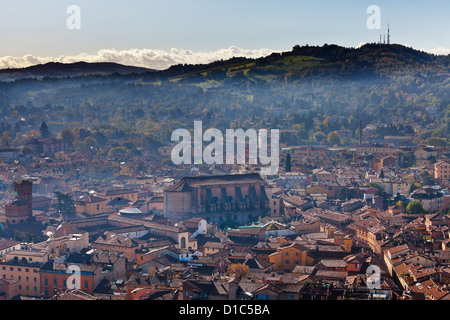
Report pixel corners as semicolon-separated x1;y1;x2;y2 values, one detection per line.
0;46;280;70
422;47;450;56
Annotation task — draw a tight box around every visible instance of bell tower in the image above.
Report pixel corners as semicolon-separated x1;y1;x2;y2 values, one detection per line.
14;179;33;218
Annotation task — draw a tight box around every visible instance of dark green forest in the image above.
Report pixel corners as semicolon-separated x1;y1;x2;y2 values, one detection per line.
0;43;449;155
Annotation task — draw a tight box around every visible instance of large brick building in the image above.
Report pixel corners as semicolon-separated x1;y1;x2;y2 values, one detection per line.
163;173;270;225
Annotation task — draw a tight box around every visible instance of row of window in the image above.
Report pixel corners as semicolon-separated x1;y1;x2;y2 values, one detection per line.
1;266;38;272
284;260;301;264
18;285;38;292
0;247;17;255
2;274;38;282
43;277;89;288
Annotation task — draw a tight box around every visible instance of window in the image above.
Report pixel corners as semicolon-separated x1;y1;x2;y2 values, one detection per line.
44;278;48;285
85;280;89;288
25;268;29;273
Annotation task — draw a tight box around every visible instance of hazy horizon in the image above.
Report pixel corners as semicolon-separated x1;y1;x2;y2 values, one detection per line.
1;1;449;70
0;42;448;71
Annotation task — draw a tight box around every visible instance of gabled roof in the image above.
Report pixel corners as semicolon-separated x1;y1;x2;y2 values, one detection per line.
386;243;411;255
94;231;137;248
164;180;191;192
269;242;310;257
319;259;347;268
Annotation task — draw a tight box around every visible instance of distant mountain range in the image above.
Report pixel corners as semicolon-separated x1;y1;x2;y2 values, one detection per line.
0;43;447;147
0;61;156;81
0;44;448;83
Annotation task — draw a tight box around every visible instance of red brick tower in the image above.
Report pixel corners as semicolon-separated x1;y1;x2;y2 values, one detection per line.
14;179;33;218
5;179;33;224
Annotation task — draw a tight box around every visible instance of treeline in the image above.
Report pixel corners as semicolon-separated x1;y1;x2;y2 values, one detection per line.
0;44;448;151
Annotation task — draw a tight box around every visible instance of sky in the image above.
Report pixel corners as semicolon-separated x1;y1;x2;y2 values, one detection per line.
0;0;449;69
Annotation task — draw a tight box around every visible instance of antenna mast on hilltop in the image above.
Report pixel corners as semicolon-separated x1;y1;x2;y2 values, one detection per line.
378;24;391;45
387;23;390;44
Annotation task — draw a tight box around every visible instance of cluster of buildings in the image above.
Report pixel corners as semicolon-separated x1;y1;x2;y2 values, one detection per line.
0;141;450;301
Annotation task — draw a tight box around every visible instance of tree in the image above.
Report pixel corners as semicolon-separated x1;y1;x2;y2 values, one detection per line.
54;192;76;215
61;127;75;147
419;170;435;186
226;264;249;278
313;131;326;144
0;134;12;147
21;146;33;156
406;200;427;215
39;121;51;138
409;178;422;193
425;137;447;147
396;200;404;208
285;153;292;172
327;131;341;146
367;182;384;196
338;187;357;201
108;146;131;156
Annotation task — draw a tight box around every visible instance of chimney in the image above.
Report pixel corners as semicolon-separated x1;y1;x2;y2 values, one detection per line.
227;277;238;300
